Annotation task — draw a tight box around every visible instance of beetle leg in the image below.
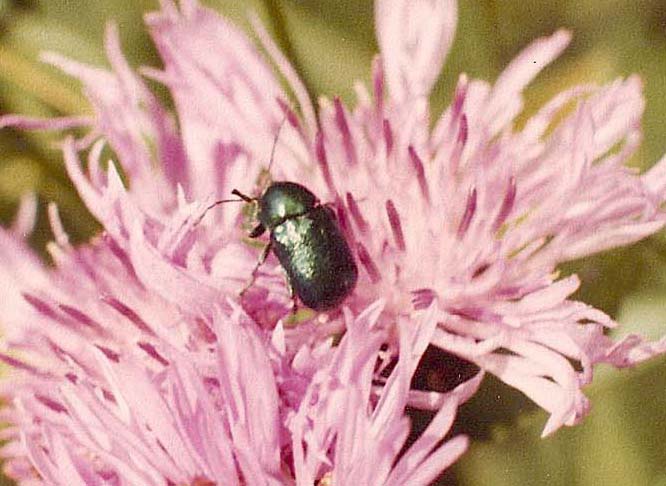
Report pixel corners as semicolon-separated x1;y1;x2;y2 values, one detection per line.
240;241;272;296
286;278;299;314
249;223;266;238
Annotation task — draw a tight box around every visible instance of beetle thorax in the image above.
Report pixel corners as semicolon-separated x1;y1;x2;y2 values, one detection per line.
258;181;318;229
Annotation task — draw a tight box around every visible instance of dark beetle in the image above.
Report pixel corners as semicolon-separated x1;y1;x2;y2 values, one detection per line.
231;181;358;311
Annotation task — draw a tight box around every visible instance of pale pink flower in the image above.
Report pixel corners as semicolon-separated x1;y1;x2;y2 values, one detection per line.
1;0;666;483
309;2;666;436
0;1;480;484
0;277;475;485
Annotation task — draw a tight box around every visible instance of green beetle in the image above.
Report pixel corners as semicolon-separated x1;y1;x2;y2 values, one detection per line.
231;181;358;311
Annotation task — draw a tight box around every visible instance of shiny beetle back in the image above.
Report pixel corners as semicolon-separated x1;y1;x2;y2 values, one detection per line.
249;181;357;311
269;203;358;310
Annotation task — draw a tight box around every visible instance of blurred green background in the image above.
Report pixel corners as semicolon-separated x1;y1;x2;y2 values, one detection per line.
1;0;666;484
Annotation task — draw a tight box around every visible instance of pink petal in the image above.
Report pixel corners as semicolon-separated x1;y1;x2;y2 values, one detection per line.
375;0;457;101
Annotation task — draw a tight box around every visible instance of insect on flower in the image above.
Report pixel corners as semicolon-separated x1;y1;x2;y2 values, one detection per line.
204;124;359;312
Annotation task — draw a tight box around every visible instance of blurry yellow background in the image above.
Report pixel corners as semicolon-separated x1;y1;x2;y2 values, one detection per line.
0;0;665;484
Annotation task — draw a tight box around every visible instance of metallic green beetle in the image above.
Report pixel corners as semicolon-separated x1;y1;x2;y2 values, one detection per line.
232;181;358;311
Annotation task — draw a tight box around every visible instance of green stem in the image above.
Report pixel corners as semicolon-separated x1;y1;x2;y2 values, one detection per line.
0;44;89;115
260;0;318;116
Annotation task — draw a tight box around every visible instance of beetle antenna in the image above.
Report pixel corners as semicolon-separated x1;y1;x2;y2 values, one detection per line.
267;115;288;175
193;197;245;226
231;189;254;202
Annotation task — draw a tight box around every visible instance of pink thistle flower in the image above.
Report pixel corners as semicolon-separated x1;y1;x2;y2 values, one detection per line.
310;2;666;436
0;205;476;484
0;1;478;484
1;0;666;483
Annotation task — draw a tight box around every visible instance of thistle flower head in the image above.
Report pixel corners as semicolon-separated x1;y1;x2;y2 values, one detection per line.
304;3;666;436
0;0;666;484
